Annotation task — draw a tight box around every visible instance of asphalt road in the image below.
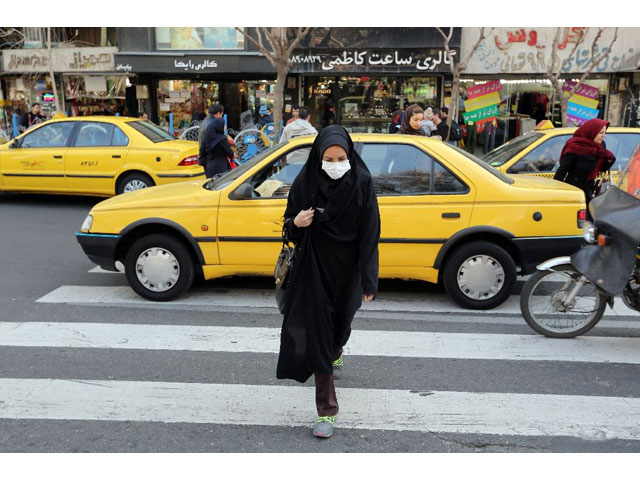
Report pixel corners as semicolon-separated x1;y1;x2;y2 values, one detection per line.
1;192;639;453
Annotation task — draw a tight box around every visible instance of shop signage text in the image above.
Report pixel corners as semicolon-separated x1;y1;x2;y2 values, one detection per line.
567;103;599;126
466;79;503;99
463;91;501;112
173;59;218;71
2;47;117;73
462;27;640;74
562;80;599;100
290;49;458;73
462;104;499;123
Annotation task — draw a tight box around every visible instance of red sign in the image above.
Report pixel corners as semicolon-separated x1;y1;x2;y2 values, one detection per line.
562;80;599;100
475;116;496;133
466;80;503;100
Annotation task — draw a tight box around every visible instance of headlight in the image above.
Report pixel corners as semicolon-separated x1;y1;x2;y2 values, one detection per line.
582;222;596;243
81;214;93;232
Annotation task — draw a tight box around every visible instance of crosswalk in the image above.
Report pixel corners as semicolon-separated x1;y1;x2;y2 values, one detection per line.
2;275;640;450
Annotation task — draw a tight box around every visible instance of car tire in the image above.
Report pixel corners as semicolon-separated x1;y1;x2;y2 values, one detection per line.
442;241;517;310
116;172;154;195
124;234;195;301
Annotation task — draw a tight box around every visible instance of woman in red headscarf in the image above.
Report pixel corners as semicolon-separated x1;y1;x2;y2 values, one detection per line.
554;118;615;205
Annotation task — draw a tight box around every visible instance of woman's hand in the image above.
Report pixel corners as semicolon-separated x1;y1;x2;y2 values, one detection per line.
293;208;314;228
363;294;375;302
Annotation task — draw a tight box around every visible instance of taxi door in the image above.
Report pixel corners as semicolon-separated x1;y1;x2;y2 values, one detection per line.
1;121;74;191
64;121;129;194
217;144;312;266
357;142;475;268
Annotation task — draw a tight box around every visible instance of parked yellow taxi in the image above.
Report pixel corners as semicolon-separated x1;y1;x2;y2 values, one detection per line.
0;116;203;196
485;123;640;177
76;134;587;310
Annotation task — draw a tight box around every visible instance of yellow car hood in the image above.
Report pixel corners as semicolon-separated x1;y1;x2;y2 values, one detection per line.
92;179;217;211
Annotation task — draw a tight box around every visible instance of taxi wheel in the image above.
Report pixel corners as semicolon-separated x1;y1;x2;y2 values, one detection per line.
442;241;517;310
124;234;195;302
116;173;154;195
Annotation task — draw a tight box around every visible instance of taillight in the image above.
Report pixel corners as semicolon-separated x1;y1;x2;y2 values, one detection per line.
178;155;199;166
577;209;587;228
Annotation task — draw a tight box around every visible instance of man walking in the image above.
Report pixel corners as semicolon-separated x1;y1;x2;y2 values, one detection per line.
286;105;299;125
433;107;449;142
279;106;317;164
19;103;45;133
199;103;224;145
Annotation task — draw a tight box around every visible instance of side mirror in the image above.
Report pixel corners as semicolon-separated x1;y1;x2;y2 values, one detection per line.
230;182;254;200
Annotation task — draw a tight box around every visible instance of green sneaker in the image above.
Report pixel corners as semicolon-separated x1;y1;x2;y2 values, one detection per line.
332;355;344;370
313;415;336;438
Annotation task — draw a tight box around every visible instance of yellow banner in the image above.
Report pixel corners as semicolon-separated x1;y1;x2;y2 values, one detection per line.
566;93;599;110
464;91;501;112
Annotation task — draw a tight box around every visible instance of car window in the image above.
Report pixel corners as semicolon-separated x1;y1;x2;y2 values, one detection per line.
507;135;570;173
111;126;130;146
433;161;468;193
74;122;115;147
250;145;312;198
482;132;544;167
21;122;74;148
605;133;640;172
360;143;469;196
127;120;175;142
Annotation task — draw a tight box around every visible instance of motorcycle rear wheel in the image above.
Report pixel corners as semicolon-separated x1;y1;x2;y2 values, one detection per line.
520;265;607;338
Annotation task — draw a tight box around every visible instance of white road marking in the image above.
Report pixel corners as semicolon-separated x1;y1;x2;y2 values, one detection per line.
2;322;640;364
0;378;637;441
36;285;640;317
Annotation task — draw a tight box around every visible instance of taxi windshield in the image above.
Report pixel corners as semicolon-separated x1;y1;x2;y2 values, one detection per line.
204;143;283;191
482;132;544;167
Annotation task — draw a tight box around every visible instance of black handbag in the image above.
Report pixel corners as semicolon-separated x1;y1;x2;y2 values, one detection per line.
274;223;296;314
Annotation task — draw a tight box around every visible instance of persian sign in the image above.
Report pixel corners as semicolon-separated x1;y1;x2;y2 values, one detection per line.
463;91;501;112
463;80;502;124
462;105;499;123
462;27;640;74
2;47;117;73
466;79;503;99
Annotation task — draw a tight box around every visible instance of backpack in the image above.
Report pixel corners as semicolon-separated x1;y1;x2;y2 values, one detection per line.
449;121;463;141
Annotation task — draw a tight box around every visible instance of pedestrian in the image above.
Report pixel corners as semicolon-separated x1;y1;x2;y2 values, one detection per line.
256;105;273;130
396;104;425;136
19;103;45;132
277;125;380;439
553;118;615;207
279;106;318;165
199;103;224;145
286;105;299;125
388;104;403;134
420;106;437;137
200;116;234;178
432;107;449;141
138;112;149;121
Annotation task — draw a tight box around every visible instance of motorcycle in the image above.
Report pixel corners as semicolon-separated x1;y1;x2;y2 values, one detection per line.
519;148;640;338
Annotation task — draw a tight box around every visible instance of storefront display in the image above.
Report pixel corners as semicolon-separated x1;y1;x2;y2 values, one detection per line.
304;75;440;133
64;74;128;116
156;80;220;130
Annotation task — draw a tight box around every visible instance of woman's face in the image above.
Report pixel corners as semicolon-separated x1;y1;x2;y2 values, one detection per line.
322;145;348;163
424;108;433;120
409;113;424;131
594;126;607;144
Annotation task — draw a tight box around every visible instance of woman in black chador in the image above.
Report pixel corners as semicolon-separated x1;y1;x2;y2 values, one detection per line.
277;125;380;438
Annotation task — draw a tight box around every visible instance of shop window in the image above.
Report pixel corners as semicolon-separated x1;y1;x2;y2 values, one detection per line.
157;80;219;129
21;122;74;148
508;135;569;173
74;122;116;147
155;28;244;50
250;145;313;198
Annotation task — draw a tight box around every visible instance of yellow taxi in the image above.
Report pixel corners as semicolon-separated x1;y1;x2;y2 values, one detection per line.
0;116;204;196
76;134;587;310
485;123;640;177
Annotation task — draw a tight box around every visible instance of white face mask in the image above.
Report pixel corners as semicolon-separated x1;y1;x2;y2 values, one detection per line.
321;159;351;180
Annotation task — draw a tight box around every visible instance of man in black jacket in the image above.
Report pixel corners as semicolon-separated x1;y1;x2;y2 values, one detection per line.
433;107;449;141
19;103;45;132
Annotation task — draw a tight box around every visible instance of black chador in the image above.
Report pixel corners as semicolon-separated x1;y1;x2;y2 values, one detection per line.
276;125;380;383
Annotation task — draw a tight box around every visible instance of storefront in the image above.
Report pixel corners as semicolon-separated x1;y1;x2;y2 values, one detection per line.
114;52;283;132
291;48;454;132
1;46;120;123
63;73;129;116
459;27;640;150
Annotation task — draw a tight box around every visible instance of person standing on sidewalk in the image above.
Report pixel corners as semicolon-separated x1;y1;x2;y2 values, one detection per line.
200;116;234;178
396;104;425;136
199;103;224;145
277;125;380;439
